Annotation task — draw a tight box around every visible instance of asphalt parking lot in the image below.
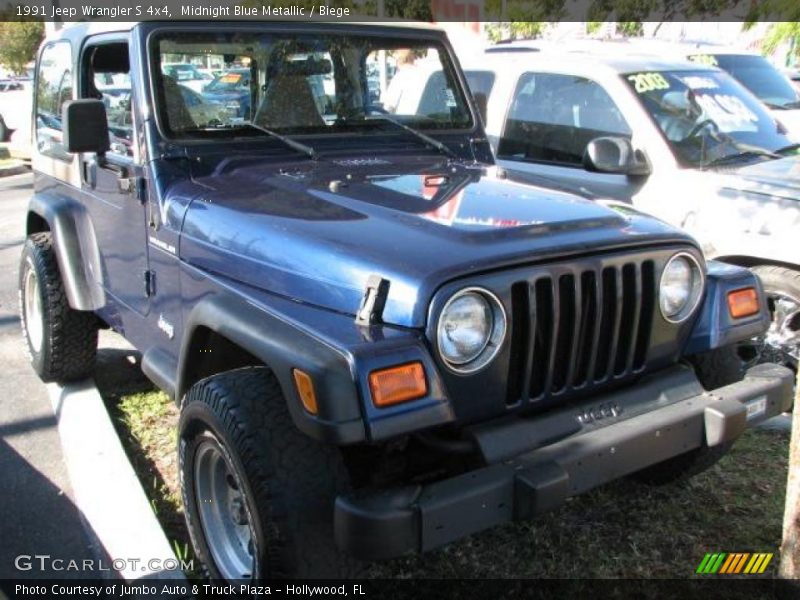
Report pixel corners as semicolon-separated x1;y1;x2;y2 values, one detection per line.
0;172;100;579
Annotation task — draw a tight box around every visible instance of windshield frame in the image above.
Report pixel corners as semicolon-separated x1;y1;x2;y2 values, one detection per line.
145;24;479;146
621;67;792;169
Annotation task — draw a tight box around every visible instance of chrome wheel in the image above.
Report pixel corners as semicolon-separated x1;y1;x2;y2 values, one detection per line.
739;291;800;371
194;438;255;580
23;267;43;353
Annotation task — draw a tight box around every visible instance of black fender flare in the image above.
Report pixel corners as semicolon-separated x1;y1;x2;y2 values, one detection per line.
27;192;105;311
177;292;366;445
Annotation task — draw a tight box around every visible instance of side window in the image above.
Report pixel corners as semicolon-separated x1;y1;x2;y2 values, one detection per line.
498;72;631;168
83;43;132;158
36;41;73;161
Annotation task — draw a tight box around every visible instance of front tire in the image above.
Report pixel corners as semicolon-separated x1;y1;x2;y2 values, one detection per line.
18;232;98;382
689;345;744;390
179;366;359;580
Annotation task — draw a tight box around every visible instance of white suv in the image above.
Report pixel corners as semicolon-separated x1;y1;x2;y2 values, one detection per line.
461;48;800;371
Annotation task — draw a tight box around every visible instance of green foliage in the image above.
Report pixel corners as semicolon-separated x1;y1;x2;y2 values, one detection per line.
618;21;644;37
744;0;800;23
586;21;603;35
761;23;800;59
385;0;432;20
0;21;44;75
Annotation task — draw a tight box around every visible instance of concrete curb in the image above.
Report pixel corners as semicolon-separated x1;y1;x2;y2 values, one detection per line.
46;380;188;584
0;161;29;178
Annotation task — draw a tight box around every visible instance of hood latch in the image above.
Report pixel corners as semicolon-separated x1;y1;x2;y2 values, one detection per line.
356;275;390;326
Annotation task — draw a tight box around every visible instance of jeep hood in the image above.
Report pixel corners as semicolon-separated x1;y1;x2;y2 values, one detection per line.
175;155;692;327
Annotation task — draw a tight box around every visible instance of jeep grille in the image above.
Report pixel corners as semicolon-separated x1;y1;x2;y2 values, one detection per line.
506;259;657;404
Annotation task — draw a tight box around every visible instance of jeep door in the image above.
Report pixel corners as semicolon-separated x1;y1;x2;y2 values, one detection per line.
77;37;150;317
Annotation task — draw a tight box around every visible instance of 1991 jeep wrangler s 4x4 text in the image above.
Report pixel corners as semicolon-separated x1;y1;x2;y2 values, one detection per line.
20;21;793;579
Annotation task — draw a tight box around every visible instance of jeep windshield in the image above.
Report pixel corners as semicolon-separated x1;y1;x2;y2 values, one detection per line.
625;69;795;168
152;31;473;140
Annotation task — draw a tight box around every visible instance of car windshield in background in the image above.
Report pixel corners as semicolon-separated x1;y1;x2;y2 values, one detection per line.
688;53;800;110
625;69;794;168
153;31;472;138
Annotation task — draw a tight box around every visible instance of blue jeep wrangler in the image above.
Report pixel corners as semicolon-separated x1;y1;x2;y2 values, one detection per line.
20;21;793;579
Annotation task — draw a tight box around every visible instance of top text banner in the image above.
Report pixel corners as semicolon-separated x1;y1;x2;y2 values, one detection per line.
0;0;784;23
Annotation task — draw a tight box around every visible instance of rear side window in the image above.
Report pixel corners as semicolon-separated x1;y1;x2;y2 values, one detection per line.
82;42;133;158
36;41;73;161
498;72;630;168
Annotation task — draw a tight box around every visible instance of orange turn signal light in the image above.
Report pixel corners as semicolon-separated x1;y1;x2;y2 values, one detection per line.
727;287;760;319
293;369;318;415
369;362;428;408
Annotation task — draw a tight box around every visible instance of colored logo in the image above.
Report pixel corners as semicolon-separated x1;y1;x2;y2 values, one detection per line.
696;552;773;575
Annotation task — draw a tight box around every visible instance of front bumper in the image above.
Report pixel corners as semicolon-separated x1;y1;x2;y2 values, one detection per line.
334;363;794;560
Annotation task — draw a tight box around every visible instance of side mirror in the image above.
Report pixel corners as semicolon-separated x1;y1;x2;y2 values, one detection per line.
473;92;488;125
583;136;651;177
62;99;110;154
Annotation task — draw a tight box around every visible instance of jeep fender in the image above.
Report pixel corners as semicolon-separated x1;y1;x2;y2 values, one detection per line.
27;192;104;311
178;292;367;445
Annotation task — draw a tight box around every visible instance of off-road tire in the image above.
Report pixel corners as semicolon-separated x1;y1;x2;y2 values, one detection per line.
689;345;745;390
179;366;360;580
18;232;98;382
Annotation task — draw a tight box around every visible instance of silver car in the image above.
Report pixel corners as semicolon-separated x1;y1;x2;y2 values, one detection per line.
463;49;800;371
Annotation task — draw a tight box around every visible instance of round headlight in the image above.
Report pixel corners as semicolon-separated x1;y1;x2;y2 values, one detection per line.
437;288;507;373
659;253;704;322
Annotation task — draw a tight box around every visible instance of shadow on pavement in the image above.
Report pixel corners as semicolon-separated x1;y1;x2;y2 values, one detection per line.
94;346;155;402
0;437;115;580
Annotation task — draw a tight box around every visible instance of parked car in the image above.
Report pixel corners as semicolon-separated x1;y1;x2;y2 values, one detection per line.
0;78;33;157
487;39;800;139
202;67;252;120
680;45;800;137
0;80;24;92
462;50;800;373
161;62;213;93
20;21;792;581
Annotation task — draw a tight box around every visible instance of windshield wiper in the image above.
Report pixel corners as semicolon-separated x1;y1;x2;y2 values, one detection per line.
218;122;319;160
703;147;779;169
776;143;800;155
764;99;800;110
364;114;458;159
700;126;781;168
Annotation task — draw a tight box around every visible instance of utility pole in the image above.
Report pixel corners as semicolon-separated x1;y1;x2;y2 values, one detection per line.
781;371;800;577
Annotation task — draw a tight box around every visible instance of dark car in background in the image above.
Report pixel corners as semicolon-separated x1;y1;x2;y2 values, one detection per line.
202;67;252;120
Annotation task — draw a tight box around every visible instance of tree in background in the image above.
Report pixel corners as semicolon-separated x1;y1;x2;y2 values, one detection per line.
586;21;643;37
759;23;800;63
743;0;800;63
384;0;431;20
783;377;800;578
0;22;44;75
